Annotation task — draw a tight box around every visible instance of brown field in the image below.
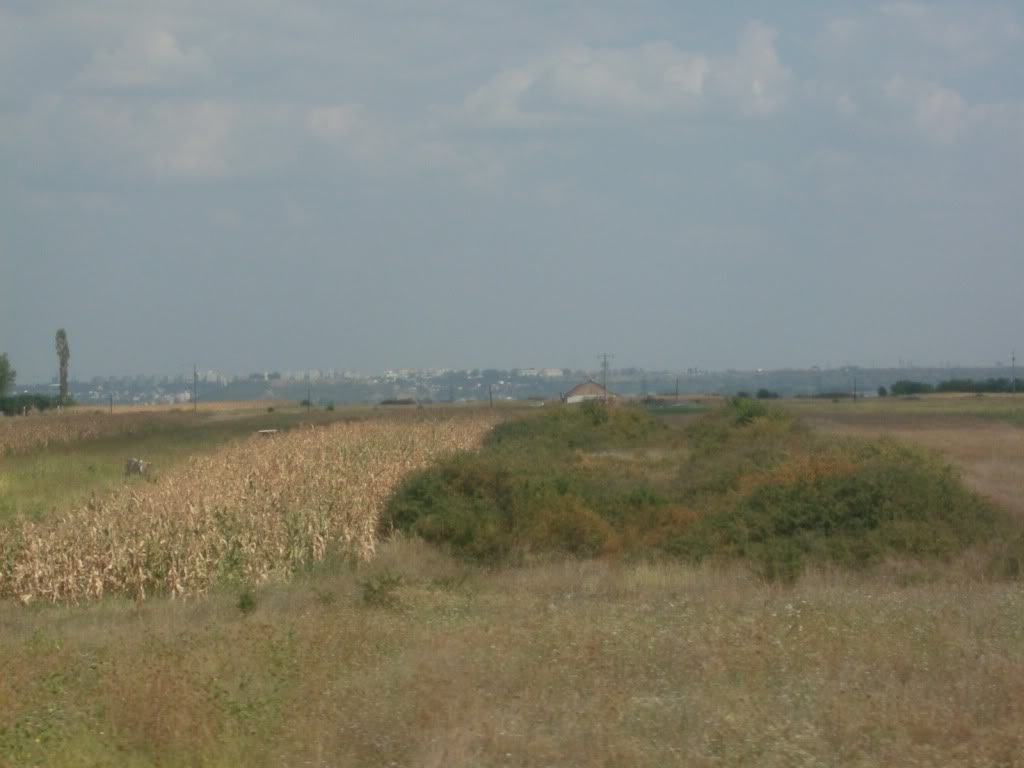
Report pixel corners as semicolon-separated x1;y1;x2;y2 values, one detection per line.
68;399;288;415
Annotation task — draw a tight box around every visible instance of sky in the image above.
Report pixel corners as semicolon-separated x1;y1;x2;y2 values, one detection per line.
1;1;1023;383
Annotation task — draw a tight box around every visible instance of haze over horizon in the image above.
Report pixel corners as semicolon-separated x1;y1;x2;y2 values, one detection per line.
2;2;1022;384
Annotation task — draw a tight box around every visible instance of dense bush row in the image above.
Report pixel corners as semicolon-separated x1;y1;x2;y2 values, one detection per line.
383;398;1009;579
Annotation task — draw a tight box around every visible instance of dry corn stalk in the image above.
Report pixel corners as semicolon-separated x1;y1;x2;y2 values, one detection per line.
0;415;497;604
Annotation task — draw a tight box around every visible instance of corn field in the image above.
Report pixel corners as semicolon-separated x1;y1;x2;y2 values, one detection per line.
0;412;189;457
0;415;497;604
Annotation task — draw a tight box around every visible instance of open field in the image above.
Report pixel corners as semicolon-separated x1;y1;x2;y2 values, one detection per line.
2;540;1023;767
794;396;1024;521
1;398;1023;765
69;400;286;415
787;392;1024;428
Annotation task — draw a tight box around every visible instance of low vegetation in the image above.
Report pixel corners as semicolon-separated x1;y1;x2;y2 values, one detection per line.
385;399;1011;579
2;539;1023;767
2;399;1023;765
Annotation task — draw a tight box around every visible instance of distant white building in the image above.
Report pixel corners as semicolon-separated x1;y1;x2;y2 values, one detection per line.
563;380;617;404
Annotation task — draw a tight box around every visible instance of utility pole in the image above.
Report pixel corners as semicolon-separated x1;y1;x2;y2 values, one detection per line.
489;383;493;408
193;364;198;414
597;353;613;400
675;377;680;402
307;387;311;412
449;373;455;404
1013;350;1017;396
109;393;113;415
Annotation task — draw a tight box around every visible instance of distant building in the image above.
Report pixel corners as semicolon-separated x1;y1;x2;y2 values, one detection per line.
563;380;617;404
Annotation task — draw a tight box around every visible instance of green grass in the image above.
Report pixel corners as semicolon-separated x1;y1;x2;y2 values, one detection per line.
639;400;712;416
0;408;366;526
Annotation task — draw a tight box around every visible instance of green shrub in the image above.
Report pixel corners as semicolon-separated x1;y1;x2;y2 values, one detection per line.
360;572;404;608
525;496;617;556
237;589;257;615
383;398;1008;579
675;439;1001;578
580;399;609;425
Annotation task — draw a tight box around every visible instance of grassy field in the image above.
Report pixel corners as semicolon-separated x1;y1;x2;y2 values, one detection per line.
787;392;1024;428
3;540;1023;767
1;397;1023;766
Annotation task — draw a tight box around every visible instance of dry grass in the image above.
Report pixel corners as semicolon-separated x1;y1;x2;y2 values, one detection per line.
70;400;286;415
788;392;1024;427
0;415;498;604
2;541;1023;767
0;411;198;457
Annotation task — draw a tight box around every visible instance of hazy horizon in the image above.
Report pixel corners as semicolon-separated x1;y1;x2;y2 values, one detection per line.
3;2;1023;384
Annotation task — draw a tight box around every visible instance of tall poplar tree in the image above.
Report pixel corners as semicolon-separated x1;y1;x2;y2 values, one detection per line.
55;329;70;403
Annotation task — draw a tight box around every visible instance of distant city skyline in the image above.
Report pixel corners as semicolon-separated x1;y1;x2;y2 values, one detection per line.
16;357;1020;388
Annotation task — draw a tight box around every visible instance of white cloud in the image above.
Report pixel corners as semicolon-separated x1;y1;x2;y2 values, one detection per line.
307;103;506;187
79;100;300;179
307;104;365;145
465;68;545;126
818;17;862;52
878;2;1022;69
885;76;969;144
306;103;400;165
79;29;209;88
714;22;790;116
542;43;709;112
836;92;858;117
465;22;787;125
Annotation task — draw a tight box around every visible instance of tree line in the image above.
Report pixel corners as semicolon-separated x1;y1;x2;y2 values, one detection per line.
890;378;1019;396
